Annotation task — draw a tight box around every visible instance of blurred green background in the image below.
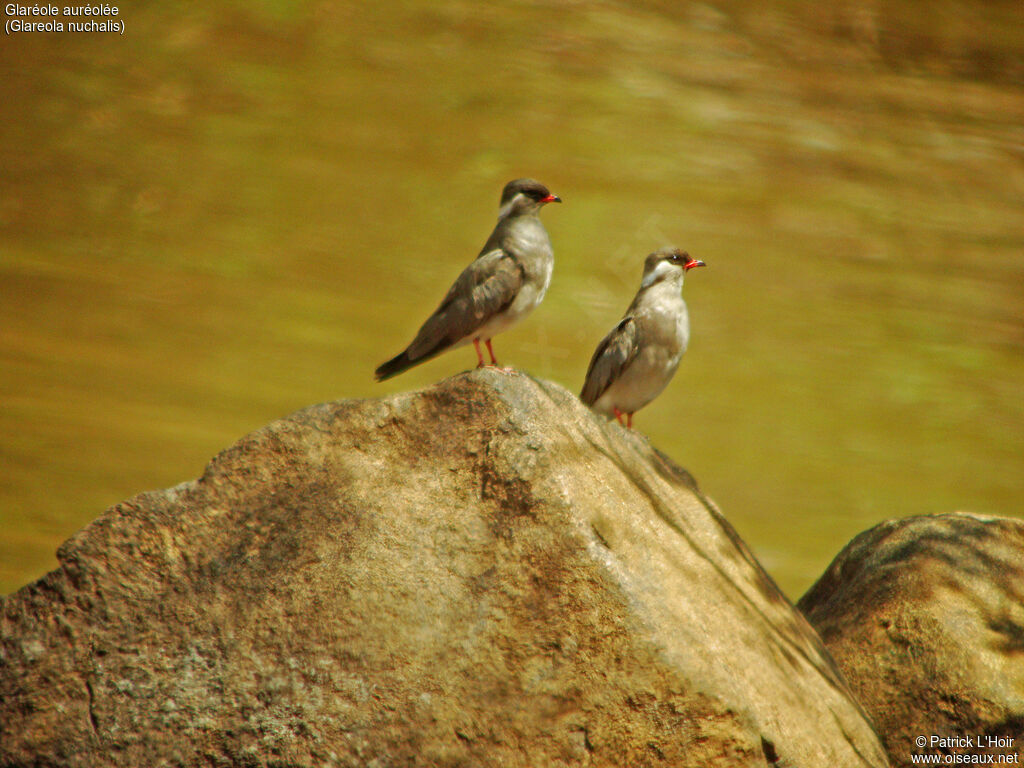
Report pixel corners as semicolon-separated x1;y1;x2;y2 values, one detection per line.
1;0;1022;598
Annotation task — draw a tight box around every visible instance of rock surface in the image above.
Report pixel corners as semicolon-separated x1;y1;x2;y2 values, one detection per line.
799;512;1024;768
1;370;887;767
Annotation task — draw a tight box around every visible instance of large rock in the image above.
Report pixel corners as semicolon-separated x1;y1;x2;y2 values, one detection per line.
1;370;887;767
798;512;1024;767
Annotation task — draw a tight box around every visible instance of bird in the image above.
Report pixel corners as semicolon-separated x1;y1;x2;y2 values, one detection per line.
375;178;561;381
580;248;706;428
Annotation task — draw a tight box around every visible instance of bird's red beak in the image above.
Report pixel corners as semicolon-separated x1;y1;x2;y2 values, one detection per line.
685;259;706;270
541;194;561;204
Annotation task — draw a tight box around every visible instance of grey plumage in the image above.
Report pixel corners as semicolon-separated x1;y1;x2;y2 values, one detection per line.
375;178;560;381
581;248;705;427
579;316;638;407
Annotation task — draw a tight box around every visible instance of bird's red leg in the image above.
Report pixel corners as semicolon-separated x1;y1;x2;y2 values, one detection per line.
484;339;514;373
473;338;486;368
627;413;633;429
613;407;625;426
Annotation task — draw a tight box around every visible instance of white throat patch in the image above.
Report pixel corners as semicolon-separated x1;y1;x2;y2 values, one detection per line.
641;259;680;289
497;193;526;220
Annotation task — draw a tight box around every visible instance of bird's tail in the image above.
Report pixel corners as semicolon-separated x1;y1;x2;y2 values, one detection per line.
374;350;414;382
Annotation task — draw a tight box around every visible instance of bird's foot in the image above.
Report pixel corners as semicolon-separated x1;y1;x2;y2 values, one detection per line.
471;340;517;373
612;409;635;429
484;339;501;367
473;339;487;368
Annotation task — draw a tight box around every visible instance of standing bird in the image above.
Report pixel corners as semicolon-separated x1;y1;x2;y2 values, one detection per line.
375;178;561;381
580;248;706;428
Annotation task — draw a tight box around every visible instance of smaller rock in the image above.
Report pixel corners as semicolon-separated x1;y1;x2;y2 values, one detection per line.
798;512;1024;768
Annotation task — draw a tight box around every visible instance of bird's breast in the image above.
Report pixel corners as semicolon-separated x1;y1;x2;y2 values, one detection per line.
635;296;689;358
508;219;554;299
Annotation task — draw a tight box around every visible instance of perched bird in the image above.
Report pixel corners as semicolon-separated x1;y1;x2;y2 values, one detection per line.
580;248;706;428
375;178;561;381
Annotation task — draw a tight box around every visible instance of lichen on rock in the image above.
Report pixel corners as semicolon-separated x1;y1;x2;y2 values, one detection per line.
0;370;887;767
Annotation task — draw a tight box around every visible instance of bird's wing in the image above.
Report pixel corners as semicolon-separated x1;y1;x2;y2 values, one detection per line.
406;248;524;361
580;316;639;405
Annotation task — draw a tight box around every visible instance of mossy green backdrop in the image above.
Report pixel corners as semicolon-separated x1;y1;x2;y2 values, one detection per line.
2;0;1022;597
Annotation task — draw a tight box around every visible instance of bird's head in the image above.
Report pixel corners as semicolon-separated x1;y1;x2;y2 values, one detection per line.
498;178;561;218
641;248;706;288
